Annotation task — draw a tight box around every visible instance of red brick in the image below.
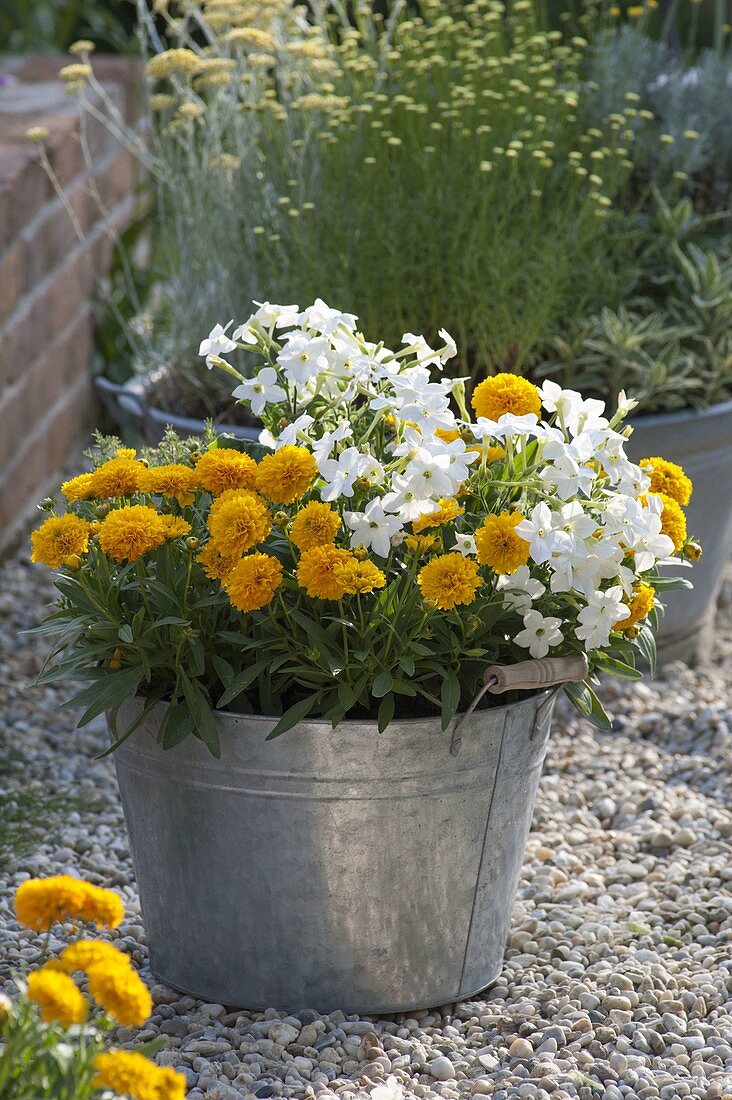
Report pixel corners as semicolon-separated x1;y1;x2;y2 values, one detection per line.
0;143;50;252
0;240;22;324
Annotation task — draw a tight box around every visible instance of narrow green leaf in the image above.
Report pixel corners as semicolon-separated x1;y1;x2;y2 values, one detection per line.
265;696;315;740
440;670;462;732
378;694;395;733
372;670;393;698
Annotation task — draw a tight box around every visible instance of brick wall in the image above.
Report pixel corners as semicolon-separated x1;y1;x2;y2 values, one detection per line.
0;55;141;556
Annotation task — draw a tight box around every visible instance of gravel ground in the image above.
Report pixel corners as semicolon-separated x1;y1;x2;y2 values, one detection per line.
1;547;731;1100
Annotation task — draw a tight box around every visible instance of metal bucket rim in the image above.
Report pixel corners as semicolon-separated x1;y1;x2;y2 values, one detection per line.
127;687;553;732
630;395;732;432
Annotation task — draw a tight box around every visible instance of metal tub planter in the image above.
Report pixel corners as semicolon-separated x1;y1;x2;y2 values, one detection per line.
113;683;560;1014
627;398;732;665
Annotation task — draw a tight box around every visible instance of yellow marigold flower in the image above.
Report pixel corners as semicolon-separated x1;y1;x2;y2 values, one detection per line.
146;48;203;79
57;939;133;975
61;473;96;502
418;552;482;610
471;373;541;421
139;464;197;506
224;552;283;612
160;515;192;539
297;545;355;599
15;876;123;931
31;515;91;568
475;512;530;574
93;1050;186;1100
90;458;146;498
656;492;687;552
27;970;87;1027
87;962;152;1026
405;533;442;555
333;559;386;594
99;505;190;563
255;446;318;504
412;498;464;534
117;448;137;460
640;456;692;506
197;541;240;580
614;583;655;629
486;445;507;462
195;448;258;495
290;501;341;551
207;491;272;556
434;427;461;443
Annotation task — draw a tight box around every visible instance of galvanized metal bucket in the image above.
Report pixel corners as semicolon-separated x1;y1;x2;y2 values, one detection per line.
113;689;557;1013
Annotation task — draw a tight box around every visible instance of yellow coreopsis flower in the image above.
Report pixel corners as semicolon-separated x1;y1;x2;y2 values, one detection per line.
417;552;482;610
332;558;387;594
27;970;87;1027
140;463;198;506
195;447;258;496
90;458;147;498
297;545;355;599
475;512;530;573
640;456;692;506
656;492;687;552
197;541;240;580
290;501;341;550
471;374;541;421
86;962;153;1026
98;505;191;563
207;491;272;556
30;515;91;568
614;583;654;629
93;1050;186;1100
224;552;283;612
15;876;124;931
56;939;133;976
255;446;318;504
60;472;96;502
412;498;464;534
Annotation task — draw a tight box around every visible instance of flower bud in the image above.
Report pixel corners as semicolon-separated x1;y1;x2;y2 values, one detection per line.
63;554;83;571
353;545;368;560
273;511;289;527
185;536;200;550
683;541;702;562
38;497;55;512
96;502;110;517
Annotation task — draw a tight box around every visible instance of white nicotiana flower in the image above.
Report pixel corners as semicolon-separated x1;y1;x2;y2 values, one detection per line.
455;532;477;557
516;503;560;565
312;423;354;466
232;367;286;416
514;609;563;658
277;413;316;447
497;566;546;612
472;413;540;440
199;321;237;362
277;331;331;387
345;498;403;558
382;475;439;522
319;447;369;502
438;328;457;364
370;1076;404;1100
575;586;628;651
298;298;358;335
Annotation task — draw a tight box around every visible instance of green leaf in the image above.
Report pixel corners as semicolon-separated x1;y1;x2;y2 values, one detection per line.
372;670;393;698
377;694;395;733
593;653;642;681
157;702;194;750
563;680;612;731
265;696;315;740
440;670;462;731
636;623;657;677
217;661;268;707
118;624;134;644
67;667;144;727
180;671;221;758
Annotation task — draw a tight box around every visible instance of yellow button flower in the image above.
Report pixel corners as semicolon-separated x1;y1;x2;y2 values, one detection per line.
475;512;530;573
471;373;541;421
93;1050;186;1100
30;515;91;568
290;501;341;551
255;445;318;504
27;969;87;1027
224;553;283;612
87;962;153;1026
418;552;482;610
640;456;692;506
207;491;272;556
15;876;124;931
195;447;258;496
99;505;191;563
297;545;355;599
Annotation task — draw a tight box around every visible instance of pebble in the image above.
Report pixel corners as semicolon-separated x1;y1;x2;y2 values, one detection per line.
1;549;732;1099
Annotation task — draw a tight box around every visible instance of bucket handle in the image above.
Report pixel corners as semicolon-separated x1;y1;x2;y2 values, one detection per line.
449;653;589;756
